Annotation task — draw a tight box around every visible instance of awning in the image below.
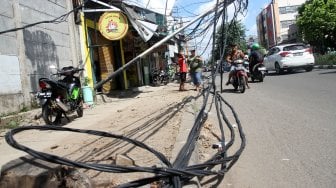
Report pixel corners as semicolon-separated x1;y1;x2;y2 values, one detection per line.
123;5;159;42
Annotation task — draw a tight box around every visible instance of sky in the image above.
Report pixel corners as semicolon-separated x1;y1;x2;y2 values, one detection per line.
125;0;271;58
171;0;271;58
243;0;270;36
124;0;176;15
173;0;271;36
124;0;270;36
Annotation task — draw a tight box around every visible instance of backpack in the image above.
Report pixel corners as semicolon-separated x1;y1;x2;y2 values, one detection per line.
251;51;263;63
257;51;264;62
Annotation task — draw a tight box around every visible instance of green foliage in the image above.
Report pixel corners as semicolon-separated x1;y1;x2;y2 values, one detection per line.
315;53;336;65
211;20;247;62
83;77;91;86
297;0;336;53
20;106;29;113
4;120;20;129
0;112;16;118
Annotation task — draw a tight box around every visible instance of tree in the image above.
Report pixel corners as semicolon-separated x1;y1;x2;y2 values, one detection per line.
212;20;247;62
297;0;336;54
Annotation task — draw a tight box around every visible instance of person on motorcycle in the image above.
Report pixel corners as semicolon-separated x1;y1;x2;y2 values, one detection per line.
225;44;250;89
249;43;264;73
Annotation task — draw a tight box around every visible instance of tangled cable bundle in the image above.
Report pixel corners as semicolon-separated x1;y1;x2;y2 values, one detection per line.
3;0;248;187
5;61;246;187
5;83;245;187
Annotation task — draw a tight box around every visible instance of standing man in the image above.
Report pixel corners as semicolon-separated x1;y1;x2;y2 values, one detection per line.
178;50;188;91
188;49;203;92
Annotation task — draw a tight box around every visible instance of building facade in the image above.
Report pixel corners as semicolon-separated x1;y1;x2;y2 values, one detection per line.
256;0;307;49
79;1;172;92
0;0;174;115
0;0;80;115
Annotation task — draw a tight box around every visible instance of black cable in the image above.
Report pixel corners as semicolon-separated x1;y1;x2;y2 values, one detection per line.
0;1;88;35
4;0;248;187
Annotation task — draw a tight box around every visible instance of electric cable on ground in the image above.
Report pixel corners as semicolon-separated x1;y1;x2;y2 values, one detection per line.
4;0;248;187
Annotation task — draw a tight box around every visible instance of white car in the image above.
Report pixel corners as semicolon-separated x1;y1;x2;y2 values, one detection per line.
264;43;315;74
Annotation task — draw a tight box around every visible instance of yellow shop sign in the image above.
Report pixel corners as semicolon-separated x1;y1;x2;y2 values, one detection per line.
98;12;128;40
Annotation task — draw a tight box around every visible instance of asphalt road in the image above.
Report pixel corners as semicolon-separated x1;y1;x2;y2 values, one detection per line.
215;69;336;187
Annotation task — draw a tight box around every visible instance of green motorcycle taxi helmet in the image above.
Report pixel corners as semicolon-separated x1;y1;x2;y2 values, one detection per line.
251;43;260;50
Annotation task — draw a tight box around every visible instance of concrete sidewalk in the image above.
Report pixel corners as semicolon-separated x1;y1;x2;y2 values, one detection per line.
314;64;336;69
0;83;203;187
0;85;177;165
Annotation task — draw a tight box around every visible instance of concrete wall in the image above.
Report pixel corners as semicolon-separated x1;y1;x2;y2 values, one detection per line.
0;0;79;115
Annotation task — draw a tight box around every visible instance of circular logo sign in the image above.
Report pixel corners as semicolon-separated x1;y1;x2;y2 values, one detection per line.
98;12;128;40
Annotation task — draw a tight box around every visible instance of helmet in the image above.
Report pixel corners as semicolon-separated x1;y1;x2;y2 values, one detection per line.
251;43;260;50
244;55;249;60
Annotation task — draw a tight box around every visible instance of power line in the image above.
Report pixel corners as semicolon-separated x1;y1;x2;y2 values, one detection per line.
0;1;87;35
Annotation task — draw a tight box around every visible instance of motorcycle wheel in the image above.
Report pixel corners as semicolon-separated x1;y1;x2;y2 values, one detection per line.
163;76;169;85
258;72;264;82
238;76;246;93
152;77;159;86
275;63;283;74
42;101;62;125
76;100;83;117
232;79;238;91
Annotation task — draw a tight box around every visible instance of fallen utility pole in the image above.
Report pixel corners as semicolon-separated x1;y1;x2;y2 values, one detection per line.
94;0;235;90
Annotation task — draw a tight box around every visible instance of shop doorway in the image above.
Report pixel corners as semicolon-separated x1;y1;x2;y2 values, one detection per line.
88;29;125;93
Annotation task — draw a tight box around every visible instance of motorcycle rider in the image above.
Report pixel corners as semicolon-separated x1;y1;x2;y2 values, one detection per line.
249;43;264;74
225;44;250;89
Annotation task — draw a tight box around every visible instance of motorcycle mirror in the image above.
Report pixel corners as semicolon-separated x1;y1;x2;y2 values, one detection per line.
49;65;58;74
49;65;57;69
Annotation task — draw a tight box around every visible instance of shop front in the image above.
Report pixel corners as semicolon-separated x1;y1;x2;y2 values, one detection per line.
77;1;173;93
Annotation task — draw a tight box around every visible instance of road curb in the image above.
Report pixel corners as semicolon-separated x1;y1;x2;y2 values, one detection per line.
0;109;41;129
0;86;164;129
171;96;201;188
314;65;336;69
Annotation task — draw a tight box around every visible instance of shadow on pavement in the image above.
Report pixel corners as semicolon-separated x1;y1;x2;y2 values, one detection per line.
99;89;145;99
55;93;203;179
1;91;202;186
319;70;336;74
221;89;241;93
266;70;307;76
